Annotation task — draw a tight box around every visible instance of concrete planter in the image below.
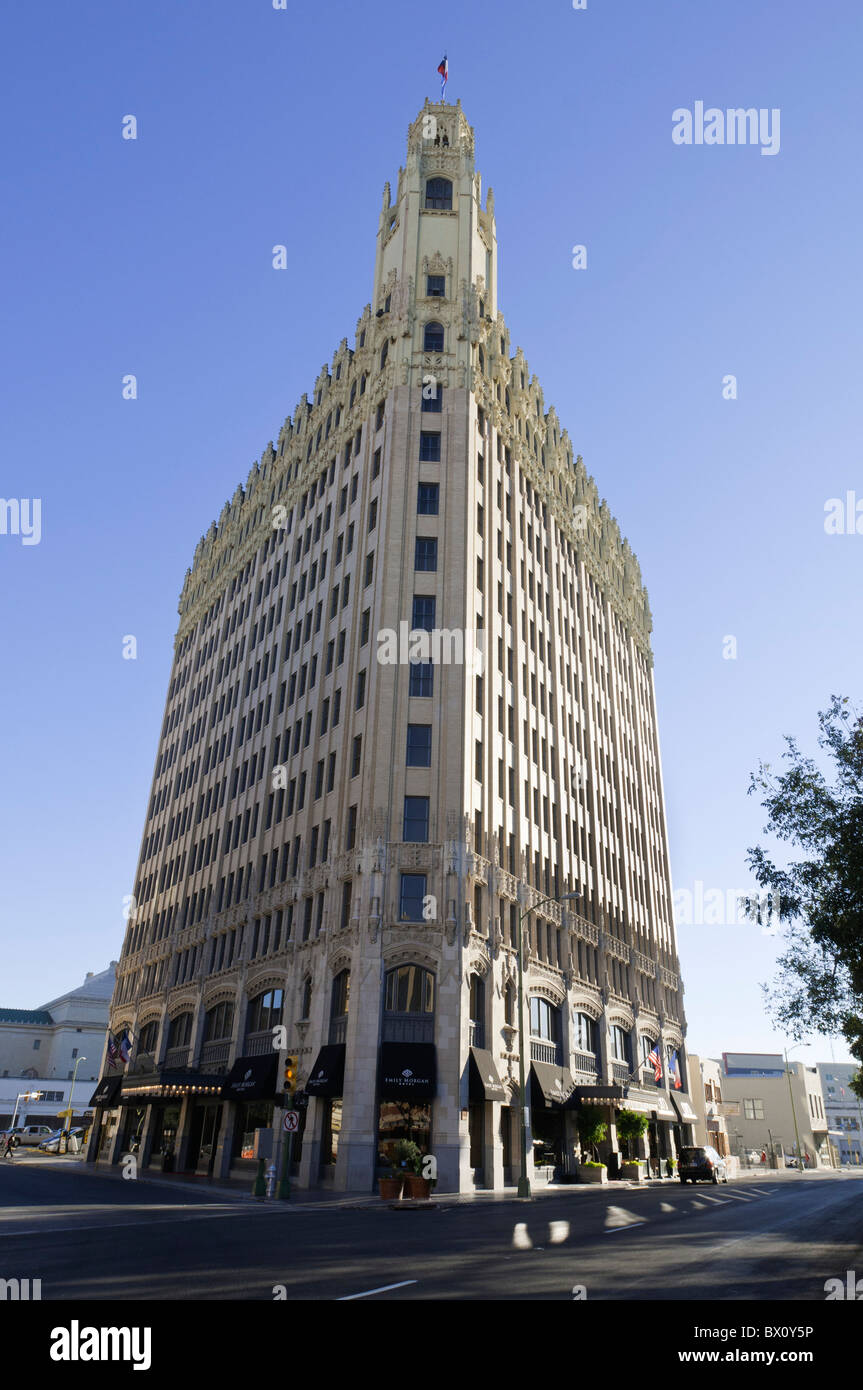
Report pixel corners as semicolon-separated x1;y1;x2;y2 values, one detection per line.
379;1176;403;1200
620;1160;645;1182
577;1163;608;1184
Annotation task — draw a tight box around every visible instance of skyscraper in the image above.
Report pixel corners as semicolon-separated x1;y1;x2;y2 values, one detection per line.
90;101;692;1192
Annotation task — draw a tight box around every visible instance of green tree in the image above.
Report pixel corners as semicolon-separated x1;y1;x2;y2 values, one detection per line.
616;1109;649;1160
746;696;863;1095
576;1110;608;1162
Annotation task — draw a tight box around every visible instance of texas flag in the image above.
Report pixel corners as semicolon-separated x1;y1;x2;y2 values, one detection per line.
437;55;448;100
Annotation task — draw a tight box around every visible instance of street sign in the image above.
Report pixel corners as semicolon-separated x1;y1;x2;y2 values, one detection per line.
283;1111;299;1133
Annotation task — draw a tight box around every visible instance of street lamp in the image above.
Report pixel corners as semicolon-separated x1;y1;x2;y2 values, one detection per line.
58;1057;87;1154
515;888;581;1199
9;1090;43;1131
784;1044;806;1175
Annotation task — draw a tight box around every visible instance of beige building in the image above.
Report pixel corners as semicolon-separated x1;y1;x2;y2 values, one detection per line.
0;965;115;1128
90;101;692;1192
716;1052;830;1168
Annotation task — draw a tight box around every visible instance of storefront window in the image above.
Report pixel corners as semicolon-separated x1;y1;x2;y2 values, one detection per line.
321;1099;342;1166
120;1106;146;1154
233;1100;275;1158
377;1101;431;1169
151;1105;180;1157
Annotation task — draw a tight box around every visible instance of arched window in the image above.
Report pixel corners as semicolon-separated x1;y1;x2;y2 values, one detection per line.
610;1024;631;1066
383;964;435;1042
529;997;559;1043
349;381;357;408
137;1020;159;1057
468;974;485;1048
246;988;283;1035
167;1012;193;1049
360;373;367;395
329;969;350;1044
300;976;313;1020
203;1001;233;1042
504;981;516;1027
379;340;388;371
573;1011;595;1055
423;321;444;354
425;177;452;210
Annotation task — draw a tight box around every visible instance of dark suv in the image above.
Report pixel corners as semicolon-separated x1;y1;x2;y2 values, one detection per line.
678;1145;729;1184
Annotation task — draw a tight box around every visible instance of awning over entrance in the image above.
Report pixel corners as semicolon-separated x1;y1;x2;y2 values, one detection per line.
670;1093;698;1124
574;1084;626;1106
626;1087;677;1120
305;1044;346;1098
379;1042;436;1100
89;1075;123;1108
220;1054;279;1103
468;1046;507;1103
530;1061;577;1108
120;1071;225;1103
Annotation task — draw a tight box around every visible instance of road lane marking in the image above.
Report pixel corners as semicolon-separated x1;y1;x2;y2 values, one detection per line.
338;1280;418;1300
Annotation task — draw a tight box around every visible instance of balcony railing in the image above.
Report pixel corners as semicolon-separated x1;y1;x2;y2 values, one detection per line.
530;1040;562;1066
243;1030;276;1057
611;1061;631;1086
199;1040;231;1071
163;1047;190;1070
469;1022;485;1048
382;1015;434;1044
571;1050;598;1077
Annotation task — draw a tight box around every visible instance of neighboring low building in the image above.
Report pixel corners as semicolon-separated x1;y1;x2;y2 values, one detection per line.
816;1061;863;1166
0;965;116;1127
687;1054;732;1158
715;1051;831;1167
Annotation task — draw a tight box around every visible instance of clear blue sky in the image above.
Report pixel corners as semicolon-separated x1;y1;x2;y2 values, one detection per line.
1;1;860;1068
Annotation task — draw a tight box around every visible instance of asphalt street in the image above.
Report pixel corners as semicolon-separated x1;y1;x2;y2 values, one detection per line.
1;1158;861;1301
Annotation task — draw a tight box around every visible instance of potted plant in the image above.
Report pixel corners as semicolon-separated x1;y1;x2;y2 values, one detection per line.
378;1142;412;1200
616;1110;649;1181
576;1111;608;1182
393;1139;426;1198
404;1146;435;1200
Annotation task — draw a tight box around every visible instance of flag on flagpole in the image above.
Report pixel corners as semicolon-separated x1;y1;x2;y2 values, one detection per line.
647;1041;662;1084
118;1028;133;1064
107;1032;119;1066
437;55;448;100
669;1049;683;1090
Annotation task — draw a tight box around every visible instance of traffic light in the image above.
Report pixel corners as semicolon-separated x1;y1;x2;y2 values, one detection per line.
283;1054;299;1095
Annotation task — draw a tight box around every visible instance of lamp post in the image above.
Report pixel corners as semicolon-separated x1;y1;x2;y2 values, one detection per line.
515;889;581;1199
9;1089;43;1130
58;1056;87;1154
784;1044;805;1175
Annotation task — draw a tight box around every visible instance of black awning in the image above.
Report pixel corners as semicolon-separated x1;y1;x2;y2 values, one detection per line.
468;1047;507;1102
305;1045;346;1098
89;1075;123;1108
530;1061;577;1108
670;1092;698;1123
573;1084;626;1104
220;1053;279;1102
379;1042;437;1100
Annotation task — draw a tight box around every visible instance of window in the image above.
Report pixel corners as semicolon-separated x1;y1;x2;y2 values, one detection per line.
417;482;439;514
300;977;313;1020
424;177;452;209
351;734;362;777
331;969;350;1020
203;1001;233;1041
574;1012;595;1053
399;873;427;922
423;322;444;353
415;537;438;571
409;662;434;697
419;432;441;462
529;997;560;1042
403;795;430;842
368;498;378;531
421;384;442;413
355;669;366;708
427;274;445;297
406;724;432;766
385;964;434;1012
610;1025;630;1065
247;988;283;1034
346;803;358;850
743;1098;765;1121
412;595;436;631
167;1013;193;1048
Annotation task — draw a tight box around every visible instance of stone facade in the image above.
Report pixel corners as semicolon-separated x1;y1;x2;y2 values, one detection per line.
92;102;691;1192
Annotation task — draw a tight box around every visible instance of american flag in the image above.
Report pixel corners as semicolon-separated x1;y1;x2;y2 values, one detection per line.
437;55;448;100
647;1041;662;1083
107;1032;119;1065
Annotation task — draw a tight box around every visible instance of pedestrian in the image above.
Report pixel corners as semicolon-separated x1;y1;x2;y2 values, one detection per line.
3;1132;16;1159
761;1149;767;1164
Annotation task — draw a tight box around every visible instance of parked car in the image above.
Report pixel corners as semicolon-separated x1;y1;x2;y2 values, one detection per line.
678;1144;729;1184
38;1127;87;1154
8;1124;55;1147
